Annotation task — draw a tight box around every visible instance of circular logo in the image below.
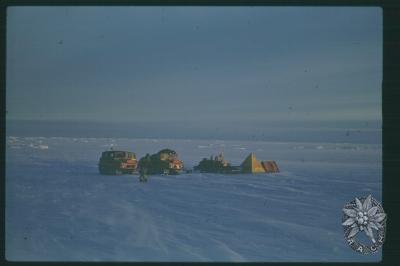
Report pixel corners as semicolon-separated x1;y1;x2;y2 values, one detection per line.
342;195;386;254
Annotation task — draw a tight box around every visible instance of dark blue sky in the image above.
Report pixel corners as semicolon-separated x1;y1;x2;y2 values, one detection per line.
7;7;382;125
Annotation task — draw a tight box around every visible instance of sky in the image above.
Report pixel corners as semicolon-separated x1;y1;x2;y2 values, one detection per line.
7;6;382;127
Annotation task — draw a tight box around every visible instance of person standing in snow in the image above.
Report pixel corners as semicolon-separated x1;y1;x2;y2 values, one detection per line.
139;167;148;183
138;153;151;183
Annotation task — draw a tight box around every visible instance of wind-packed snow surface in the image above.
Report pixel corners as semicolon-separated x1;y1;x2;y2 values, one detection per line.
6;137;382;262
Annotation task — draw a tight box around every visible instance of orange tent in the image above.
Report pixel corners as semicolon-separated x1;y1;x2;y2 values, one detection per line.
240;153;266;173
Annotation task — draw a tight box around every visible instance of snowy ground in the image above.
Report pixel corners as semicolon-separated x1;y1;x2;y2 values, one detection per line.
6;136;382;262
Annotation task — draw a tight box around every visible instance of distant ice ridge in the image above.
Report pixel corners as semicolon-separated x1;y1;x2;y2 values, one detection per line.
28;144;49;150
7;137;50;150
197;145;211;149
5;136;381;165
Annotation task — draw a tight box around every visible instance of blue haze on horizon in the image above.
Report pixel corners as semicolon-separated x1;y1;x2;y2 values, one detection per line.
6;7;382;141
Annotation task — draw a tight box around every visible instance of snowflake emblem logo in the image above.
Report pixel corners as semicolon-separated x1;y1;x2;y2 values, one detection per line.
342;195;386;254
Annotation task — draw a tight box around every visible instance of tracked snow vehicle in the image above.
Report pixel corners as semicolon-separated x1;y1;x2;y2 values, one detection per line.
98;150;138;175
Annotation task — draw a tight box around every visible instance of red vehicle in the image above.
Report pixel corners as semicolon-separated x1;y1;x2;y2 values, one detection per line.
98;150;138;175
